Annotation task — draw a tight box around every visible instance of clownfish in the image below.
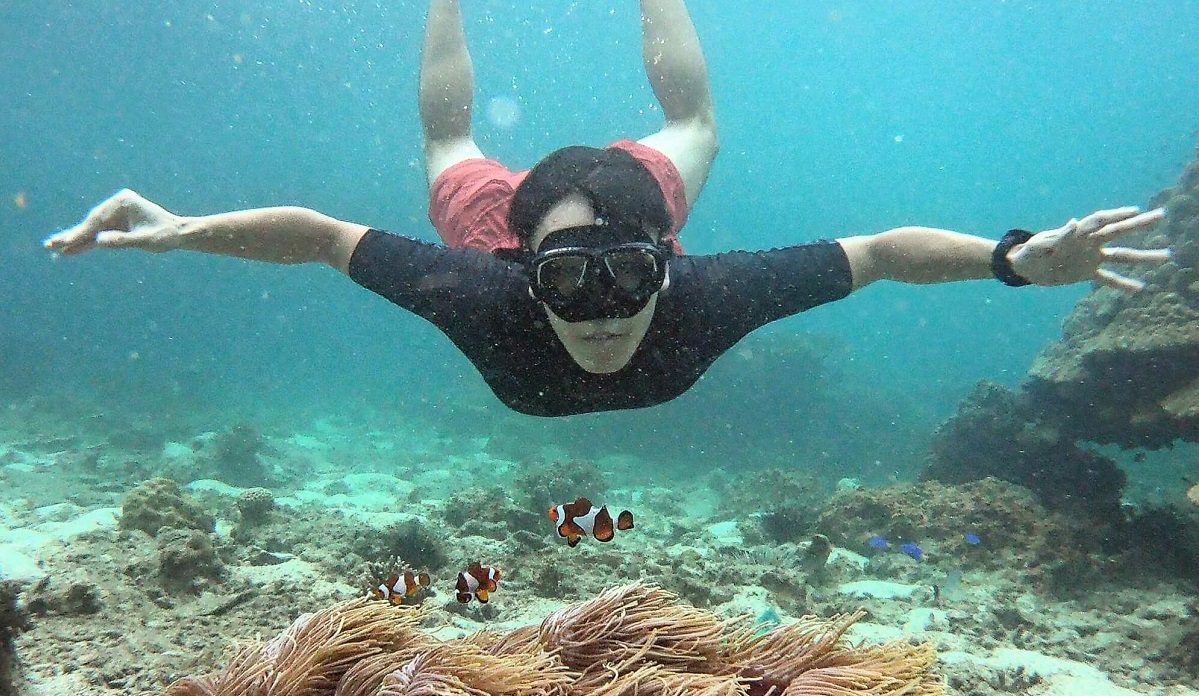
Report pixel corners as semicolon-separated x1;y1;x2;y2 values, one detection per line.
371;570;431;604
548;496;634;547
456;562;501;604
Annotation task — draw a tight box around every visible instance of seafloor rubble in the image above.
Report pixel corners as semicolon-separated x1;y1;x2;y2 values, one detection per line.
0;581;29;696
926;148;1199;549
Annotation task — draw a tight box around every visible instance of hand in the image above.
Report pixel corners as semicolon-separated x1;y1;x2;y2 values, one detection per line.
1008;207;1170;292
43;189;184;256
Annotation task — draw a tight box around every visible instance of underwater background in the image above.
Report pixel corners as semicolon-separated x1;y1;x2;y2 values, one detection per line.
3;2;1199;694
4;1;1198;475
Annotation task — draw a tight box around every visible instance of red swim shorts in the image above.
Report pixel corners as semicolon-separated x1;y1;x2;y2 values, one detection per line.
428;140;688;256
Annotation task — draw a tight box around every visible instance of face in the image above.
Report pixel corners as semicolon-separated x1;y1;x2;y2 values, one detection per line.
529;195;667;374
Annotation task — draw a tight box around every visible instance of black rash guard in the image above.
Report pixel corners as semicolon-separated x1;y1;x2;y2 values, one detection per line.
349;229;853;417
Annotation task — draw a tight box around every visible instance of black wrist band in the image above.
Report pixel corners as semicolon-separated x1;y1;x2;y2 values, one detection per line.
992;229;1035;287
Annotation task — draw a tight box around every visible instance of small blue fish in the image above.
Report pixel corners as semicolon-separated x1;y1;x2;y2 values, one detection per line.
899;542;925;561
867;535;890;550
964;533;981;546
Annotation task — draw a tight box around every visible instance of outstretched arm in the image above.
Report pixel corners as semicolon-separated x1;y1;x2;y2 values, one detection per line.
636;0;718;207
838;207;1170;293
420;0;484;186
43;190;369;273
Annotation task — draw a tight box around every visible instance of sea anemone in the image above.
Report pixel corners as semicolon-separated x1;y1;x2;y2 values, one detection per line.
161;583;943;696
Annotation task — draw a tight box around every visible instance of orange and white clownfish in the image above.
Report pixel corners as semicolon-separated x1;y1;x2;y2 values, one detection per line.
371;570;431;604
548;497;634;547
456;562;501;604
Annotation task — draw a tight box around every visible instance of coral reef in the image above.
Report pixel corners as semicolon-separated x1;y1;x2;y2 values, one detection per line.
1120;507;1199;582
1020;150;1199;449
118;478;215;537
352;519;448;572
816;478;1075;573
157;529;226;595
0;581;29;696
442;486;541;536
927;148;1199;515
514;461;608;512
801;534;832;577
924;391;1199;586
24;579;102;617
161;583;944;696
206;424;278;488
1169;621;1199;678
235;487;276;525
712;468;820;544
923;382;1126;519
818;477;1199;594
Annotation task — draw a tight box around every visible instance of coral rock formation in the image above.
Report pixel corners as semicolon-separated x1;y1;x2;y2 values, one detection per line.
157;529;226;595
119;478;215;537
923;383;1126;518
817;478;1069;571
923;150;1199;527
235;487;276;525
0;581;30;696
208;424;277;488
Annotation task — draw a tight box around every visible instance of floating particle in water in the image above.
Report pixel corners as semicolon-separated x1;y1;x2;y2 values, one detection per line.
13;192;27;209
1188;483;1199;507
486;95;521;129
893;134;904;144
899;542;924;561
866;535;890;550
964;533;981;546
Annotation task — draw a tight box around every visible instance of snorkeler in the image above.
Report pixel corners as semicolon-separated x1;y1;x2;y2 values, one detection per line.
44;184;1168;416
42;1;1172;417
419;0;717;258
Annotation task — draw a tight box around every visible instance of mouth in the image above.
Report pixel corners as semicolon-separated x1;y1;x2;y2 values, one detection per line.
580;331;626;343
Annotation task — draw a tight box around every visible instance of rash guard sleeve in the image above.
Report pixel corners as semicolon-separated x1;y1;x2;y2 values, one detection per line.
346;229;526;337
669;240;854;349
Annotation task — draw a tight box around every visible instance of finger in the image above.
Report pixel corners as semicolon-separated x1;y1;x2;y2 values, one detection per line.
43;222;94;250
1095;268;1145;293
95;231;149;249
43;190;138;251
1100;247;1172;264
1091;208;1166;244
1079;206;1141;234
52;238;99;256
44;228;98;255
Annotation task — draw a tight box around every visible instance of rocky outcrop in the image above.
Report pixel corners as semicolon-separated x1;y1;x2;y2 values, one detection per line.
1025;151;1199;448
926;147;1199;523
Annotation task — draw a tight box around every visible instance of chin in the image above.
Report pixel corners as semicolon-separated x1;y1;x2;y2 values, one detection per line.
546;298;657;373
571;339;638;374
577;353;634;374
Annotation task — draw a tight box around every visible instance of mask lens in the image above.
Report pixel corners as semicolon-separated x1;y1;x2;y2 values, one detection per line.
604;248;660;295
536;254;589;299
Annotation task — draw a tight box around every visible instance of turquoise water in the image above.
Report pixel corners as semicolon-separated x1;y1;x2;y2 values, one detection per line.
4;4;1199;693
3;1;1199;471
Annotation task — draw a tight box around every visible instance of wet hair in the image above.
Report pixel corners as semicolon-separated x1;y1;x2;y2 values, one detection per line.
508;145;674;253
